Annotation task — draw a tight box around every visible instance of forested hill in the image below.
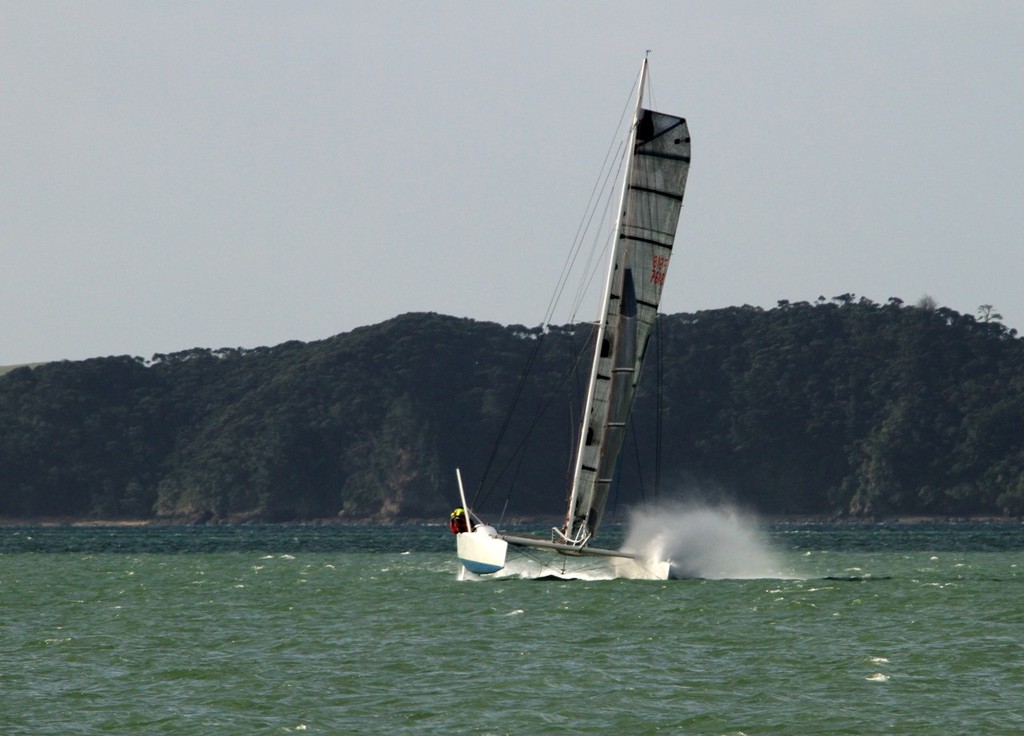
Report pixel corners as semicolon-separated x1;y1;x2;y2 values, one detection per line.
2;298;1023;522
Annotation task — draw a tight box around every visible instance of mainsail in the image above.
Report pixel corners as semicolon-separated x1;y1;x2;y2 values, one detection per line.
561;61;691;545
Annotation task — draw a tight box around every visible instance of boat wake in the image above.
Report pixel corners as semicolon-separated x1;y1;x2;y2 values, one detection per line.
465;550;664;581
623;501;788;579
495;557;619;581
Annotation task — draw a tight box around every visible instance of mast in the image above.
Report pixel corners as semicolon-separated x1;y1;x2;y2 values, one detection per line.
561;57;691;545
562;59;649;544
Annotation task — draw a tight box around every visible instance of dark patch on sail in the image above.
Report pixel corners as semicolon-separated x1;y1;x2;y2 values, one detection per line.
636;109;656;144
636;110;687;147
620;269;637;318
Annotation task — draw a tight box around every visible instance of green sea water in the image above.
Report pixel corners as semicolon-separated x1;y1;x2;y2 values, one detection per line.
2;523;1022;735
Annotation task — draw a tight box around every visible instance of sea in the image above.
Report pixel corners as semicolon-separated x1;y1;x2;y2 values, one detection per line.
2;516;1022;735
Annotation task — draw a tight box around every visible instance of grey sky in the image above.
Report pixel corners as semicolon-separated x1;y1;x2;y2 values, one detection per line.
3;1;1022;364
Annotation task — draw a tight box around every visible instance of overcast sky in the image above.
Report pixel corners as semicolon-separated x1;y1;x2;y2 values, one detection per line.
3;1;1022;364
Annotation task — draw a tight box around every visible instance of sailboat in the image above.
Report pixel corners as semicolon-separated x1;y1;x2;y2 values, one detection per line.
454;58;691;580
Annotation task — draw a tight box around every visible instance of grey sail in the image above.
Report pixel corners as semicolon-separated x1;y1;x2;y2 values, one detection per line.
562;102;691;545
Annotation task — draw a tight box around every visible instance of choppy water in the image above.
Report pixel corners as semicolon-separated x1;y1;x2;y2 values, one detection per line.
2;523;1022;734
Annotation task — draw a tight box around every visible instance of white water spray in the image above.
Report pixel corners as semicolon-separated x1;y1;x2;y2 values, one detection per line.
623;501;787;579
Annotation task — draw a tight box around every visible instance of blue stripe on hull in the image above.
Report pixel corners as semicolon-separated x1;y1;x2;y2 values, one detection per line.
459;558;503;574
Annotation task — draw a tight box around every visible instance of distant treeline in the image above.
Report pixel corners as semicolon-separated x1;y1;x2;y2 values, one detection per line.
2;297;1023;522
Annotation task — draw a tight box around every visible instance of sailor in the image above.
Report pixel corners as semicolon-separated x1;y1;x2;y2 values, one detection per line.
449;507;468;534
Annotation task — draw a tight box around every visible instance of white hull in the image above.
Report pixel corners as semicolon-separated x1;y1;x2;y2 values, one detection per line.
460;548;671;581
457;530;672;580
455;526;508;574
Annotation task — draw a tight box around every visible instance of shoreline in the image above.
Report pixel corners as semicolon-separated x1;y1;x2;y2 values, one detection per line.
0;514;1019;528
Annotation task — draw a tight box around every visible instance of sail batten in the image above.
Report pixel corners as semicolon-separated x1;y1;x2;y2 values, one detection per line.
636;151;692;163
621;234;676;249
628;184;685;201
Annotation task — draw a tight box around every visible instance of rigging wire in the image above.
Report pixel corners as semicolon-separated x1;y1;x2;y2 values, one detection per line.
545;136;621;326
545;65;645;328
654;315;664;499
472;67;644;510
630;418;647;504
481;326;593;511
471;332;547;507
567;146;626;323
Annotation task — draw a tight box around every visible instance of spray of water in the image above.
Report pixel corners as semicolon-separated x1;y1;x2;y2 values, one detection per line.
622;501;787;579
459;501;788;581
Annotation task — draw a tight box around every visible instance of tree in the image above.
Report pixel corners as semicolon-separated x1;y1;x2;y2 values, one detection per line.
3;304;1024;520
977;304;1003;323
